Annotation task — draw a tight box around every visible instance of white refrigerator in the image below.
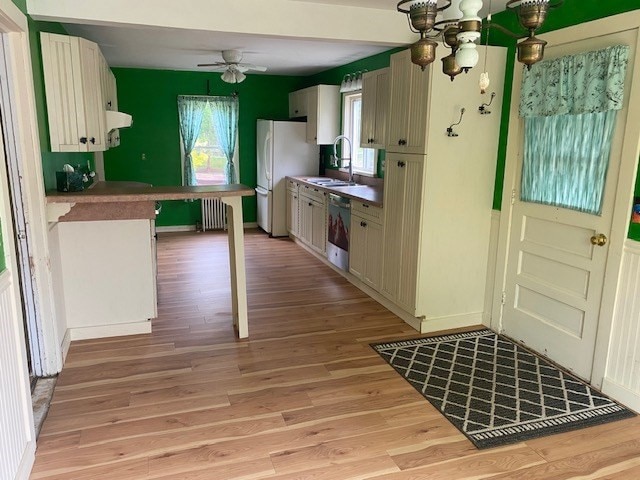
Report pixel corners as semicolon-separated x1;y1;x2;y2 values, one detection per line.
256;120;319;237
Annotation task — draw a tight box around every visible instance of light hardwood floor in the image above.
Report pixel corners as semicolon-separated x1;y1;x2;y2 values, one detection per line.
31;230;640;479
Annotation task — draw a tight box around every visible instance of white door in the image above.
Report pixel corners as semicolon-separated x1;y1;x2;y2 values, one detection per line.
502;30;637;380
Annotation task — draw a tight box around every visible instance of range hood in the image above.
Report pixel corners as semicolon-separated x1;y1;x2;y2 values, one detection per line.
105;111;132;131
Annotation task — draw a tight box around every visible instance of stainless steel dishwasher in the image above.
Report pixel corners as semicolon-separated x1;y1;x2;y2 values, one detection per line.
327;193;351;271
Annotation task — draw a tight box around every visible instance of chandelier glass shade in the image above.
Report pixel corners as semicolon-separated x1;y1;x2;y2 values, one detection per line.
397;0;561;75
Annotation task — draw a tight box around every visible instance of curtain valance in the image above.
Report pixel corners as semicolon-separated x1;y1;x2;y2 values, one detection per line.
519;45;629;118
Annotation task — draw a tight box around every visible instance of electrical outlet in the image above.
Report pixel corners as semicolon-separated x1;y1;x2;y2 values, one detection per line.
141;153;146;161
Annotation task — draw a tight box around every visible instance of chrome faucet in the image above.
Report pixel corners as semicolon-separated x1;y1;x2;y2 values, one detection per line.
332;135;353;183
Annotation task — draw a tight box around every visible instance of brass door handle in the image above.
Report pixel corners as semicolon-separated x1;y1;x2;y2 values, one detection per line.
590;233;608;246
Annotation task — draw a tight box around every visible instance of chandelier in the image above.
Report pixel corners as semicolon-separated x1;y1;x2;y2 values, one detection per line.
397;0;562;78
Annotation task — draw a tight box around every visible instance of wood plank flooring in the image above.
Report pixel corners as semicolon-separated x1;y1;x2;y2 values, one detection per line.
31;230;640;479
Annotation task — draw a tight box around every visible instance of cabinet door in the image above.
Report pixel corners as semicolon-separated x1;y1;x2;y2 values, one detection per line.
403;61;430;155
289;89;308;118
311;198;327;253
372;70;389;149
40;33;83;152
386;50;411;152
306;87;319;143
78;38;106;152
299;196;314;245
360;72;377;149
381;156;405;300
381;154;424;311
363;220;384;291
287;189;300;236
349;215;367;279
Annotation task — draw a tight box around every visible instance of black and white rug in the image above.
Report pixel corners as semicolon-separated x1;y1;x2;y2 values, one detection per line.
372;329;635;449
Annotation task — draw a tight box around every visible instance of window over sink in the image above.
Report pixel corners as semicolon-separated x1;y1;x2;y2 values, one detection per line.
342;92;376;176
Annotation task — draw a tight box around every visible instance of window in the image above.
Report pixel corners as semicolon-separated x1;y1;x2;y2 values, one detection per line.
342;92;375;175
177;95;239;186
190;102;234;186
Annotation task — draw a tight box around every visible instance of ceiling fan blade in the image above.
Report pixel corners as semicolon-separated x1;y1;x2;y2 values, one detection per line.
238;64;267;72
197;61;228;67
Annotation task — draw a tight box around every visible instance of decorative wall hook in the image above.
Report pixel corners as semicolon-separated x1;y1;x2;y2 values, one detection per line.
479;92;496;115
446;108;465;137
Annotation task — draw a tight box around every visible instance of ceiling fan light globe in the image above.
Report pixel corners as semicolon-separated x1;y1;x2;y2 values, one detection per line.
235;71;247;83
221;69;236;83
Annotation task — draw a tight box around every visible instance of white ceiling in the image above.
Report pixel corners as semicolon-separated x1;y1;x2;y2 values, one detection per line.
36;0;512;77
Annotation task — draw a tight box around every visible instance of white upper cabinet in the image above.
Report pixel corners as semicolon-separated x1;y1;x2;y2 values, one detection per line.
386;49;430;154
99;54;120;148
288;89;308;118
360;68;389;149
41;32;107;152
289;85;340;145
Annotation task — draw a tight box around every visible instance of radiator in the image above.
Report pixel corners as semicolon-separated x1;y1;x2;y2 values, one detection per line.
201;198;227;231
0;270;33;480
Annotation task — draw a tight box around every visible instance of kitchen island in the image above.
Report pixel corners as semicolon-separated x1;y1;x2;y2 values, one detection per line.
47;182;255;350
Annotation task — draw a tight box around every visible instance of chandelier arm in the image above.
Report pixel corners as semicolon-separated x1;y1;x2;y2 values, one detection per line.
489;22;522;39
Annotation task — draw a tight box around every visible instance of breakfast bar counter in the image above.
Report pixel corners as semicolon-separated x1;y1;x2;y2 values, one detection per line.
47;182;255;340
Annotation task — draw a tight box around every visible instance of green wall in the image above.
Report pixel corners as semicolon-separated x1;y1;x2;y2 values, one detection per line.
104;69;305;226
488;1;640;241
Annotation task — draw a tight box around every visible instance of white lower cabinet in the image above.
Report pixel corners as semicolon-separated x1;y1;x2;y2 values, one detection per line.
350;202;384;292
298;185;327;254
49;219;157;340
286;181;300;236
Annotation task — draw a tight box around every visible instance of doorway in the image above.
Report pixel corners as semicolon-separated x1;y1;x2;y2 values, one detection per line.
0;33;43;383
496;24;640;383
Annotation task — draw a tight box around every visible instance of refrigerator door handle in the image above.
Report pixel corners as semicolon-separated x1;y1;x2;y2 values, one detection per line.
255;186;269;195
263;132;272;181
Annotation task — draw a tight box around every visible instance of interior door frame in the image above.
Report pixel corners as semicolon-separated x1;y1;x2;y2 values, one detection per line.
0;0;63;375
492;11;640;389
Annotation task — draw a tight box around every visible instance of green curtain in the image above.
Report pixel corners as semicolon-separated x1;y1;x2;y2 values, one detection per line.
211;96;239;184
519;45;629;215
177;96;206;186
519;45;629;117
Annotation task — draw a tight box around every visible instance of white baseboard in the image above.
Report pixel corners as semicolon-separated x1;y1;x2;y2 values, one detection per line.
156;222;258;234
602;378;640;413
69;320;152;341
155;225;197;233
420;312;484;334
15;440;35;480
61;328;71;366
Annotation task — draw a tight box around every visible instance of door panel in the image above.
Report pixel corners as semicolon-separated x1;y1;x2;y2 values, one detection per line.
502;29;637;380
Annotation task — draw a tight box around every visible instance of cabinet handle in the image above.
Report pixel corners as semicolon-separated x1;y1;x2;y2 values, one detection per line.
295;110;299;114
90;137;96;144
360;221;367;227
362;203;369;208
107;101;112;107
79;137;88;144
308;202;313;206
398;161;406;168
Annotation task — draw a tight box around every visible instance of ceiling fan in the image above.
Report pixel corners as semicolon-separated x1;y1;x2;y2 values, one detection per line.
197;50;267;84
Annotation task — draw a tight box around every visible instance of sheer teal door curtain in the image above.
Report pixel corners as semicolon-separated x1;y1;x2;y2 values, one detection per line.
177;95;240;186
519;45;629;215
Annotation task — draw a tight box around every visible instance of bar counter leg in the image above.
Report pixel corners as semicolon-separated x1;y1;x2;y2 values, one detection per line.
222;196;248;338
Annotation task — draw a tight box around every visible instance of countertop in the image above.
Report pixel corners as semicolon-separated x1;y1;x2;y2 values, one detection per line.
46;181;255;203
288;176;383;207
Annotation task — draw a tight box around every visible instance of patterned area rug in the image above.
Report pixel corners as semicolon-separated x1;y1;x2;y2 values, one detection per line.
372;329;635;449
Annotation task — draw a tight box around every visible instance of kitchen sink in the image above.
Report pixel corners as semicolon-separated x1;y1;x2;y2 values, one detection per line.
305;178;364;187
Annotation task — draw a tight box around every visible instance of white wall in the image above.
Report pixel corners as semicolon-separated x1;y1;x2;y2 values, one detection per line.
602;239;640;412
